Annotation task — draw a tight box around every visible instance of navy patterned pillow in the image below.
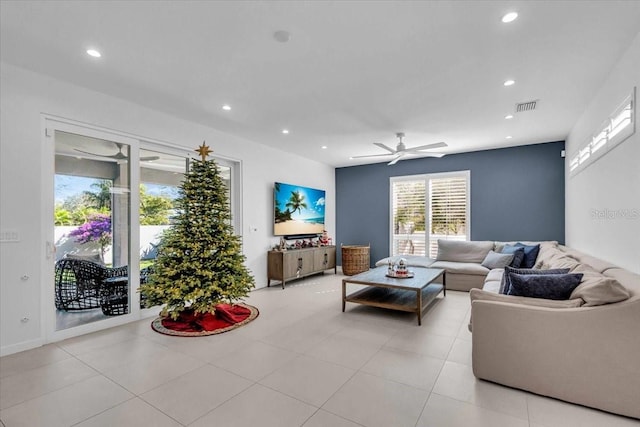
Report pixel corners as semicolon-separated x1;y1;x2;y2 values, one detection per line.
514;243;541;268
500;245;525;268
507;273;584;300
499;266;571;294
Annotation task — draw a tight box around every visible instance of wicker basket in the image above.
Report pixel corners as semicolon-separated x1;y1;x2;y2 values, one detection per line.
341;244;370;276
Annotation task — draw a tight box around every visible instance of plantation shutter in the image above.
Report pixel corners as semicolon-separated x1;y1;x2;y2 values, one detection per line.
428;175;468;258
391;179;426;256
390;172;469;259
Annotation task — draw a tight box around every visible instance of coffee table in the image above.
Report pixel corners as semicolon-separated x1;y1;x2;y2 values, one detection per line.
342;266;446;325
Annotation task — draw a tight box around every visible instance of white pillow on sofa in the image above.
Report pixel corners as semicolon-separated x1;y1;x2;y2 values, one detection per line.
481;250;514;269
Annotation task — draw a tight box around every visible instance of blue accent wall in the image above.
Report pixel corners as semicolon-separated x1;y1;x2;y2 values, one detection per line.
335;141;565;266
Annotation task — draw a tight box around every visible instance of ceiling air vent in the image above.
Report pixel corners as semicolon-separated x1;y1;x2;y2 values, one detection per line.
515;100;538;112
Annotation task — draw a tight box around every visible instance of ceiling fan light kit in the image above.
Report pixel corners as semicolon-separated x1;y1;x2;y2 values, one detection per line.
352;132;448;165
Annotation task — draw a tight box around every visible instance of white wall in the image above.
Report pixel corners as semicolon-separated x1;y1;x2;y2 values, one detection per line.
0;62;335;355
54;225;169;263
565;33;640;273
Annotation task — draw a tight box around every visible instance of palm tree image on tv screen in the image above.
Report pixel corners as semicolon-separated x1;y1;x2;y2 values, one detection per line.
274;182;325;236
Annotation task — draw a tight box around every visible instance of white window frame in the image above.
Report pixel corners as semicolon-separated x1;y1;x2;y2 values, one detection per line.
569;88;635;176
389;170;470;258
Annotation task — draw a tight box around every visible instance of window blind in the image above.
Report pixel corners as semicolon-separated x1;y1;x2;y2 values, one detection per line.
390;172;469;259
429;176;468;258
391;180;426;256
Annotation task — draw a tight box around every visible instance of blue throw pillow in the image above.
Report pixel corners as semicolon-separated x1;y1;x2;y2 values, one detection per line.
507;273;583;300
514;243;541;268
500;245;525;268
500;266;571;294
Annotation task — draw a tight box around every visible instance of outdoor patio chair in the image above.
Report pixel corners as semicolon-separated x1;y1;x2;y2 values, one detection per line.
54;258;127;311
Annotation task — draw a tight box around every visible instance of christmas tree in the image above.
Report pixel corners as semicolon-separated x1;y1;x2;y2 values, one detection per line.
140;142;255;320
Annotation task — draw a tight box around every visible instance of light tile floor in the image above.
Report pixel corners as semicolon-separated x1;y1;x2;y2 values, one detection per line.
1;273;638;427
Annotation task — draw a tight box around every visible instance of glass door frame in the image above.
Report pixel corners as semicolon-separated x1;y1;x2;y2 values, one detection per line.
42;115;243;343
42;115;141;342
136;141;192;318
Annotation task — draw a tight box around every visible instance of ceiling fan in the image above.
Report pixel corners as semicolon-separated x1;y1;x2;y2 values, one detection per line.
75;143;160;163
352;132;447;165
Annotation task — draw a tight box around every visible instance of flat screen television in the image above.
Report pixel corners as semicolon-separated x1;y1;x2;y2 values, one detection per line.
274;182;325;237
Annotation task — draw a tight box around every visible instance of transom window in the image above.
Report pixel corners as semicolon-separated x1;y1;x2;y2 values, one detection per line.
569;90;635;176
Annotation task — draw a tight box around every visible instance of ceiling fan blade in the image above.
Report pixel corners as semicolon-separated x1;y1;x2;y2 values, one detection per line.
74;148;112;158
417;152;446;158
388;154;405;165
74;146;126;160
117;155;161;165
374;142;396;154
407;142;448;152
351;153;394;159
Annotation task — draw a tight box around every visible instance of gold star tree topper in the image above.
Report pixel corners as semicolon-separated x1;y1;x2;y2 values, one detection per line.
195;141;213;161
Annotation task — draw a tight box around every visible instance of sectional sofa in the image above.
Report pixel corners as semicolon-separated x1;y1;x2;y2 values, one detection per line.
376;240;639;419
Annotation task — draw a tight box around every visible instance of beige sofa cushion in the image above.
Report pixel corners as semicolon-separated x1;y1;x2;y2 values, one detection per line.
533;244;580;270
533;243;567;269
468;289;584;331
482;280;501;294
604;268;640;297
545;254;581;271
569;266;631;306
436;240;494;263
470;288;584;309
561;246;619;273
485;268;504;283
430;261;490;276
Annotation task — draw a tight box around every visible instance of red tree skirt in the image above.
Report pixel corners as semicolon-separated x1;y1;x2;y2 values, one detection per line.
151;303;259;337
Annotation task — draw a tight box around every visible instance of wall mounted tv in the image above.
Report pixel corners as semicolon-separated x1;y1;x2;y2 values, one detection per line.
274;182;325;237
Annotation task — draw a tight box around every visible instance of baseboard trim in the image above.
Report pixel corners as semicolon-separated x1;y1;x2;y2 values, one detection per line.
1;337;45;357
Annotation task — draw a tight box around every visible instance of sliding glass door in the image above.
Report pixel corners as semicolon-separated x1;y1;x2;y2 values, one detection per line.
44;117;241;341
138;148;188;310
53;131;131;330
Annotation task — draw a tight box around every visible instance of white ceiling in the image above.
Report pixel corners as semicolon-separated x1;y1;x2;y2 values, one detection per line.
2;1;639;167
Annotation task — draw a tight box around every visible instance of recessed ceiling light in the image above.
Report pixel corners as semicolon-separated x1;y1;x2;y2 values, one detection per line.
273;30;291;43
222;104;231;111
506;135;513;139
505;114;514;119
282;129;289;134
503;79;515;87
501;12;518;23
321;146;327;149
349;156;354;160
86;49;101;58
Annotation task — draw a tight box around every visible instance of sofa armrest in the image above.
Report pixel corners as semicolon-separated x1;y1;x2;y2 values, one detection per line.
471;298;640;419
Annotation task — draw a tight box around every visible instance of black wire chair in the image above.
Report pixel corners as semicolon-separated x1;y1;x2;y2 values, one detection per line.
54;258;128;311
139;265;154;309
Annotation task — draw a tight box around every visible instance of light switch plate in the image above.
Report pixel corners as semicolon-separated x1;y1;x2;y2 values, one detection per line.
0;230;20;242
